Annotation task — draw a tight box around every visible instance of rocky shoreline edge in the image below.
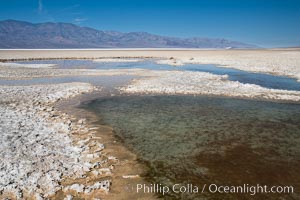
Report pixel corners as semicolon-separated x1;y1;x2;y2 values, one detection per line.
0;83;117;199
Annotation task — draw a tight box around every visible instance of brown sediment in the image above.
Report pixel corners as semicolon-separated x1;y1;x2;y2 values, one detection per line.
149;142;300;200
54;91;157;200
194;143;300;200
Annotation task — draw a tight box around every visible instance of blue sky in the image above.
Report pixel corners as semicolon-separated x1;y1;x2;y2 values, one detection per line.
0;0;299;47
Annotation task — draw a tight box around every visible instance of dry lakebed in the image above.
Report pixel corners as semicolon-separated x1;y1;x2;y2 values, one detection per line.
0;49;299;200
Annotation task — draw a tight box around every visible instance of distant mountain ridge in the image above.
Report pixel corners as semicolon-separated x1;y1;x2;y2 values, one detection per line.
0;20;259;49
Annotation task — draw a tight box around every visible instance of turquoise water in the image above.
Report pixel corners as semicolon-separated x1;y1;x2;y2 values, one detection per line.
14;59;300;91
82;95;300;199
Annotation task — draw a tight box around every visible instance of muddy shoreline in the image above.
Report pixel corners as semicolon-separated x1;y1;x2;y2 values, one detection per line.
55;90;156;200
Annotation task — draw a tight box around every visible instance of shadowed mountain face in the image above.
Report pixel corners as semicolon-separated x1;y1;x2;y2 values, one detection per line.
0;20;258;49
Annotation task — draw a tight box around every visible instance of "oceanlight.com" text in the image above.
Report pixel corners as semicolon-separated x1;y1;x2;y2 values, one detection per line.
136;183;294;196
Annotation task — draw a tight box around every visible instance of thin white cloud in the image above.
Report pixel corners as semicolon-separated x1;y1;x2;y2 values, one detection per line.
36;0;55;21
38;0;43;14
74;18;87;24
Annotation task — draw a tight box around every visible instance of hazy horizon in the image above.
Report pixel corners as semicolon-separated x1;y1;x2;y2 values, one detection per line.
0;0;300;47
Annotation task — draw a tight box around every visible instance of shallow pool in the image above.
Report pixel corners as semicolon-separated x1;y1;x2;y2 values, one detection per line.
14;59;300;91
0;75;136;88
82;95;300;199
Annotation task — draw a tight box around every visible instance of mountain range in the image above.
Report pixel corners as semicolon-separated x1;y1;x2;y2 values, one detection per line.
0;20;258;49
